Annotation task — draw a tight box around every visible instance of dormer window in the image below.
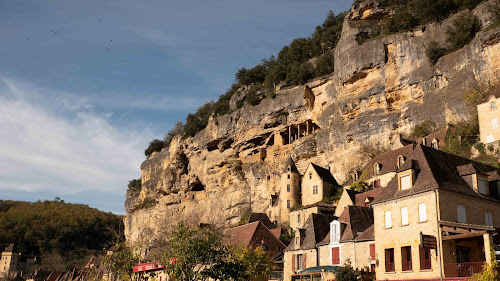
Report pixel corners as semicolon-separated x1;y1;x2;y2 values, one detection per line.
431;139;439;149
399;170;413;190
422;138;427;146
331;221;341;243
374;163;381;175
397;156;405;169
477;176;488;195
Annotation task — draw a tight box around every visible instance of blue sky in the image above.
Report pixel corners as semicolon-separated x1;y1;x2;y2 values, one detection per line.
0;0;353;214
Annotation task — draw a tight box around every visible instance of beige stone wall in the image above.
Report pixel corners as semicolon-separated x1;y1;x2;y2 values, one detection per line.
367;172;396;189
0;252;19;278
289;206;320;230
280;171;300;223
373;191;441;280
438;189;500;226
318;244;331;266
302;165;325;206
334;189;354;217
478;96;500;144
284;249;318;281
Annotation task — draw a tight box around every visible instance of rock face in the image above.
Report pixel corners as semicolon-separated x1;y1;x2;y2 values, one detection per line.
124;1;500;250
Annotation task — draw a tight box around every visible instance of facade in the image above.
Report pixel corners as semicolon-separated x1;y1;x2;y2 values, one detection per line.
289;202;335;230
372;144;500;280
283;213;333;281
0;244;35;279
269;158;340;225
478;85;500;144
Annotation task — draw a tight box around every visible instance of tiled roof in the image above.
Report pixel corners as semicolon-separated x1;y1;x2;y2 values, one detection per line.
224;221;286;258
283;157;299;173
296;201;336;212
224;221;260;247
372;144;500;205
3;243;14;252
247;213;276;229
355;224;374;241
417;127;449;148
311;163;339;186
285;213;334;251
337;206;374;242
354;189;384;207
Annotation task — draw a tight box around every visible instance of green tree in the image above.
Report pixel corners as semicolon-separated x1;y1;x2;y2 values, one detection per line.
227;246;275;281
446;12;481;52
471;247;500;281
102;242;141;281
127;179;141;193
410;119;438;138
426;41;447;64
145;139;165;157
164;121;184;148
335;261;360;281
315;52;335;76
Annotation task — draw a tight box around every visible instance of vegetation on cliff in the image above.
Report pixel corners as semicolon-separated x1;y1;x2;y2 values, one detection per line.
0;199;123;269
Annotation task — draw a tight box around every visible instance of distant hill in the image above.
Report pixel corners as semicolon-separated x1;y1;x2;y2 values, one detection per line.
0;199;123;269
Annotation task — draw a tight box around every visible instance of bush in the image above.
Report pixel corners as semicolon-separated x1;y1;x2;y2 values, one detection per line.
335;262;360;281
426;41;448;64
164;121;184;148
385;8;418;33
246;85;263;106
127;179;141;193
410;119;438;138
287;62;315;86
145;139;165;157
315;52;335;76
446;12;481;52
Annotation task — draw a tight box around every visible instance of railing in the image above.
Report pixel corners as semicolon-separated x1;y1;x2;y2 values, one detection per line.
269;271;284;280
444;262;484;277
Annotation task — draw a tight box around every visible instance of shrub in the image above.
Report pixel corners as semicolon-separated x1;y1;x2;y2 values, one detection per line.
385;8;418;33
127;179;141;193
144;139;165;157
135;197;156;210
164;121;184;148
350;181;369;192
426;41;448;64
335;261;360;281
446;12;481;52
287;62;315;86
411;119;438;138
246;85;262;106
315;52;335;76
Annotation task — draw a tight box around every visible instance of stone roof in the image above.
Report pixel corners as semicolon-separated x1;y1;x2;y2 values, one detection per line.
372;144;500;205
246;213;276;229
311;163;339;186
295;201;336;212
283;157;299;173
285;213;333;251
337;206;374;242
224;221;286;258
3;244;14;252
417;127;449;148
350;144;416;184
354;189;384;207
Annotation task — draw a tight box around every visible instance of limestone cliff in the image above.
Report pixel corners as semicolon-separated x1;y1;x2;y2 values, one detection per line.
124;1;500;250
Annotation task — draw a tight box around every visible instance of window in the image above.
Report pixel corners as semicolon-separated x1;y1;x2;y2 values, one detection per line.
431;139;439;149
397;156;405;168
487;135;495;143
331;222;340;242
287;200;291;208
374;163;381;175
309;172;312;179
478;177;488;195
270;199;273;206
402;246;412;271
385;248;395;272
370;244;376;260
287;184;290;192
313;185;318;195
374;179;381;189
485;211;494;226
288;166;291;172
492;100;496;109
385;211;392;228
401;207;409;226
287;174;290;179
419;203;427;222
353;172;359;182
298;214;301;224
400;172;412;190
457;204;467;223
332;247;340;265
370;264;376;272
420;247;432;270
493;118;499;129
297;254;305;270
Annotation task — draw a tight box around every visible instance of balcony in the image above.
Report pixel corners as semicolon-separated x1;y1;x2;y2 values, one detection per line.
444;262;484;277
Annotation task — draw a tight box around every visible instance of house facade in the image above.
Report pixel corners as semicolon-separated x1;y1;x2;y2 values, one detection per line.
372;144;500;280
0;244;35;279
478;85;500;144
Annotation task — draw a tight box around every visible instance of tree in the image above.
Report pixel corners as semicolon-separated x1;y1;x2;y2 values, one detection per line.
226;246;275;281
446;12;481;52
145;139;165;157
335;261;360;281
471;247;500;281
426;41;447;64
315;52;335;76
127;179;141;193
410;119;438;138
161;223;226;281
102;242;141;281
164;121;185;148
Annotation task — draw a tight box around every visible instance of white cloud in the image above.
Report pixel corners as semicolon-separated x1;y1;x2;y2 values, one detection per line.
0;77;150;198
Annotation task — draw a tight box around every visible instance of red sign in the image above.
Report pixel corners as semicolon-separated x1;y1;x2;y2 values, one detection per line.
132;259;177;273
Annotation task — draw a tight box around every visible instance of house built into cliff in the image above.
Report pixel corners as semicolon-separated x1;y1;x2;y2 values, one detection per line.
479;85;500;144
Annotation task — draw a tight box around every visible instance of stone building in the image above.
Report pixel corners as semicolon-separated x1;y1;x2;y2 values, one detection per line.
0;244;35;279
372;144;500;280
269;158;340;225
317;206;376;272
478;85;500;144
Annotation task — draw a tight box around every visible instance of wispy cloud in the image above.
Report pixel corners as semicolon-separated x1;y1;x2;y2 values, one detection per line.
0;77;151;211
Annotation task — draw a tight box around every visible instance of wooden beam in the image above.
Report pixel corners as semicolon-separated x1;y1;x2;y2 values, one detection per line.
442;231;487;241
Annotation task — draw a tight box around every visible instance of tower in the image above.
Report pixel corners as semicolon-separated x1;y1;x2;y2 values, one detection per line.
280;157;301;223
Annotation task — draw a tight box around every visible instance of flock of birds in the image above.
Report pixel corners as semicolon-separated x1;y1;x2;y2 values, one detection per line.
25;19;114;52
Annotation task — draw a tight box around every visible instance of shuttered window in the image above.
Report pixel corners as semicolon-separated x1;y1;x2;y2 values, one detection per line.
400;172;411;190
332;247;340;265
457;205;467;223
419;203;427;222
485;211;494;226
478;178;488;195
385;211;392;228
492;118;498;129
370;244;376;260
401;207;409;226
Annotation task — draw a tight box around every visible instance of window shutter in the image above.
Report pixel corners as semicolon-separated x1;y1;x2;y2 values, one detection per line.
292;254;295;271
401;207;408;225
419;203;426;222
385;211;391;228
332;247;340;265
303;254;307;269
370;244;375;260
457;205;467;223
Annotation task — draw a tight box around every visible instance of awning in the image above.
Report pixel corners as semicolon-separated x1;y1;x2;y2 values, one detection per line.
299;266;339;274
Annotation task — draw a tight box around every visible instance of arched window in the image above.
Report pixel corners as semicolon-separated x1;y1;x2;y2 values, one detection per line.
374;163;381;175
431;138;439;149
397;156;405;169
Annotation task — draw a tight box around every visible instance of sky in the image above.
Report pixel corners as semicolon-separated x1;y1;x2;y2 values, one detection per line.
0;0;353;214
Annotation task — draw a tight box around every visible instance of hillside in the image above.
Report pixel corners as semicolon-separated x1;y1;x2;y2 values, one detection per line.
124;0;500;252
0;200;123;269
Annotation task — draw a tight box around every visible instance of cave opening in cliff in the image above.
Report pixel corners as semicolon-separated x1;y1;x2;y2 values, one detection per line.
192;182;205;191
280;120;320;145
